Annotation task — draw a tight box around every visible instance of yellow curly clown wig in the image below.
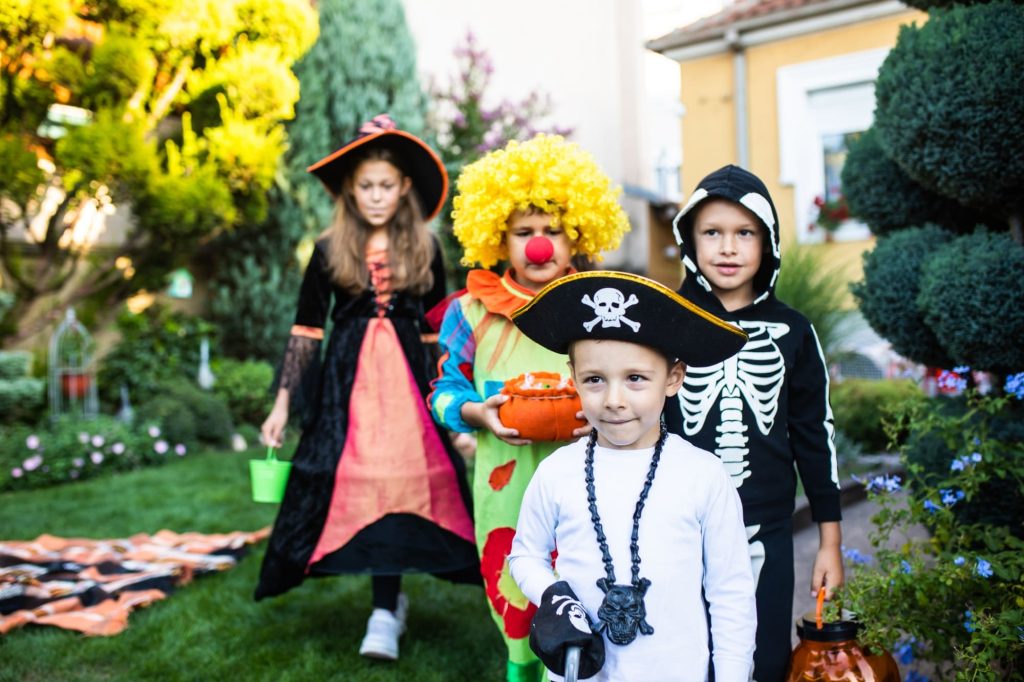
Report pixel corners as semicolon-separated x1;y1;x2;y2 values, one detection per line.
451;134;630;268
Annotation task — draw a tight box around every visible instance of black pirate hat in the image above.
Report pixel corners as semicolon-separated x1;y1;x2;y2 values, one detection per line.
512;271;747;366
307;114;449;221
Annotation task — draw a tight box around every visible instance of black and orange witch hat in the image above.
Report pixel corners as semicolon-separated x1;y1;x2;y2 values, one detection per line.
307;114;449;221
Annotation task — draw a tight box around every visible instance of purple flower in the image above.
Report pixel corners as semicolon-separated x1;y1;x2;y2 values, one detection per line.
954;556;965;566
148;426;161;438
78;432;90;444
112;442;125;455
976;558;993;578
23;455;43;471
90;451;104;465
923;499;940;513
174;443;187;456
452;111;466;127
11;467;23;478
73;458;84;468
90;435;105;447
25;434;40;450
154;440;168;454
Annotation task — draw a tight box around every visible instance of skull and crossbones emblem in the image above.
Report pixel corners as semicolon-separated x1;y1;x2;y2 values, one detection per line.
582;288;641;333
595;577;654;645
550;593;594;634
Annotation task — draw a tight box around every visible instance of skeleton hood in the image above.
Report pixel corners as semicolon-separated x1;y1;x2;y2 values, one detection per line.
671;165;782;312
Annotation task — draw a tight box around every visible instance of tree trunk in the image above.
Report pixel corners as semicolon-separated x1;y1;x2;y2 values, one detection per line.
1009;212;1023;246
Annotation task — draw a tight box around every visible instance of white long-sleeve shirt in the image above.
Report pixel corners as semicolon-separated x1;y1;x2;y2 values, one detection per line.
509;434;756;682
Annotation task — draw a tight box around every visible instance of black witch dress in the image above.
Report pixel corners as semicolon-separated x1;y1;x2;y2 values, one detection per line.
254;237;479;600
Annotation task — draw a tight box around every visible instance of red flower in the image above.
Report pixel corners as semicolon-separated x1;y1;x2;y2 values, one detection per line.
480;527;536;639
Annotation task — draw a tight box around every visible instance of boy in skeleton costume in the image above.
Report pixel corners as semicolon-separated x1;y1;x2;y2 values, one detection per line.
429;135;630;682
509;272;756;682
663;165;843;682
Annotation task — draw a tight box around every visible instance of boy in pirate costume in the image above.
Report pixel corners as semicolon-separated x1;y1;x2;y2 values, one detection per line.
429;134;630;682
664;165;844;682
508;271;756;682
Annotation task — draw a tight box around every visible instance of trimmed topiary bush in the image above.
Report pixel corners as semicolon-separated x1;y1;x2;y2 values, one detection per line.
874;1;1024;217
918;231;1024;373
841;127;992;236
140;379;234;447
830;378;923;452
852;225;956;368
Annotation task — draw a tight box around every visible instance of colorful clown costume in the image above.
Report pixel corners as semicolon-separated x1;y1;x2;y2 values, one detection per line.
430;269;571;682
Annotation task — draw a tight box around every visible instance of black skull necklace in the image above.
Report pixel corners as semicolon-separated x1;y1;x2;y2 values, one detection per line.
584;424;666;646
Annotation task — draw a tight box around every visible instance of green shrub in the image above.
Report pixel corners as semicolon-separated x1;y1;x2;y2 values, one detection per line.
773;244;851;361
830;378;922;453
874;1;1024;215
841;127;993;236
918;231;1024;373
97;303;216;408
852;225;956;369
211;358;274;426
0;416;163;492
140;379;234;446
0;350;32;380
842;393;1024;679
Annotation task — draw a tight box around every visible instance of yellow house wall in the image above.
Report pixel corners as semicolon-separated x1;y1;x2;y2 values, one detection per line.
677;10;924;301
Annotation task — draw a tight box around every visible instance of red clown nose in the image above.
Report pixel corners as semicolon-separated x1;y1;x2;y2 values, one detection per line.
524;236;554;265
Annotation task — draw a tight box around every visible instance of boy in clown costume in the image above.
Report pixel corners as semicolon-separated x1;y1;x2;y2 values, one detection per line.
429;134;630;682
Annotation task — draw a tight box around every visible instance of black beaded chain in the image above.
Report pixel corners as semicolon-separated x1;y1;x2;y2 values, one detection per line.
584;423;668;587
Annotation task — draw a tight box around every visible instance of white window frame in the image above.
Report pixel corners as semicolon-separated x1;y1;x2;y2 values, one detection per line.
777;48;890;244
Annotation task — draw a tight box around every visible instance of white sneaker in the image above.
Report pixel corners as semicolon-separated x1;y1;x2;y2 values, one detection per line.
358;594;408;660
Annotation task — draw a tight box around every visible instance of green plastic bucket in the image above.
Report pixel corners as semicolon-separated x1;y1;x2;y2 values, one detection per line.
249;447;292;503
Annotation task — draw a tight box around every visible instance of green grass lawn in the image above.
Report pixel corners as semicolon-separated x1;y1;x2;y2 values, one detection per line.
0;448;506;681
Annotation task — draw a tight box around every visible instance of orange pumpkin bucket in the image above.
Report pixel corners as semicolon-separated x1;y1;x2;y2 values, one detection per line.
498;372;587;442
786;587;900;682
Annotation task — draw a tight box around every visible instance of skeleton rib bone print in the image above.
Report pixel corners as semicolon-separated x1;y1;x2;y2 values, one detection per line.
679;320;790;487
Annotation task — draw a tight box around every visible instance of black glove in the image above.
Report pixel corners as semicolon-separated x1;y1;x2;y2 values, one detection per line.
529;581;606;679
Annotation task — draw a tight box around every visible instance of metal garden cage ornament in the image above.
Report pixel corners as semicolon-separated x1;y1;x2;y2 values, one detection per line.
48;308;98;420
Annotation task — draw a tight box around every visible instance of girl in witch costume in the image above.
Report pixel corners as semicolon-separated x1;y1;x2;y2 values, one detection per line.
254;115;479;662
508;272;757;682
428;134;629;682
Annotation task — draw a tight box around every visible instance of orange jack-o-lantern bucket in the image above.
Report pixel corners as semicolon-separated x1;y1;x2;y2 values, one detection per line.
498;372;587;442
786;588;900;682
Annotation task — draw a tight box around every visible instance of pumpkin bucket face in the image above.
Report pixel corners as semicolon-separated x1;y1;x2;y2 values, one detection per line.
498;372;587;442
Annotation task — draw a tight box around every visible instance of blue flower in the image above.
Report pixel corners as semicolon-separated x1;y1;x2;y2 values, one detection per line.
954;556;965;566
940;488;960;506
923;499;940;513
971;452;983;463
1005;372;1024;400
842;546;873;565
976;558;993;578
953;365;970;374
904;672;930;682
964;610;975;633
950;458;965;472
867;474;902;493
894;637;916;665
901;560;912;574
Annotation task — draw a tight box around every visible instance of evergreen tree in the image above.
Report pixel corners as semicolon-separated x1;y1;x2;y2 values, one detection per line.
849;0;1024;377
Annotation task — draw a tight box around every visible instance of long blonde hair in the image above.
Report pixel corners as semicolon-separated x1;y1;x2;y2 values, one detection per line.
322;146;434;295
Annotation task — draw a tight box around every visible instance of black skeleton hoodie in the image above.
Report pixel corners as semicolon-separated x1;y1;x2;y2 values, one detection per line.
664;165;841;526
